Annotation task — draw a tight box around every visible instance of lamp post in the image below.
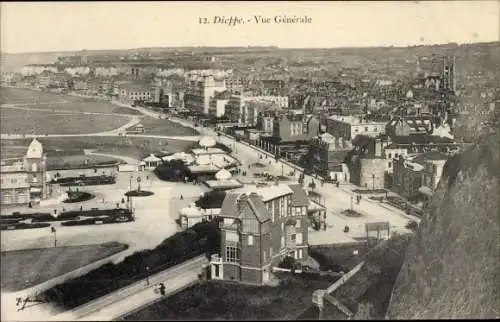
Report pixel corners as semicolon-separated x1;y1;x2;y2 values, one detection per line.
145;265;150;286
372;173;375;191
129;175;133;192
50;226;57;247
350;195;353;211
137;176;141;192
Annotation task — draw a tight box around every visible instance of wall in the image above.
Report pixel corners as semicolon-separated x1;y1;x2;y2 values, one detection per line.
222;262;240;281
241;267;263;285
240;232;263;269
392;159;423;198
357;158;387;189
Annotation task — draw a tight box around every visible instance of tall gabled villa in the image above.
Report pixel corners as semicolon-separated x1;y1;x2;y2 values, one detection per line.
210;183;312;285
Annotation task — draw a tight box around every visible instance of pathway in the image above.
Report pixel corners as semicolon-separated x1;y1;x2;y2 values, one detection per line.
54;255;208;321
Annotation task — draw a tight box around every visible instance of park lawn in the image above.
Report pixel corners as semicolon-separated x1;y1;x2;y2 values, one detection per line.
1;109;130;134
133;116;199;136
1;242;129;292
123;273;338;321
0;145;27;158
1;87;138;115
111;105;143;115
95;137;194;160
1;137;194;160
46;154;121;170
0;87;67;105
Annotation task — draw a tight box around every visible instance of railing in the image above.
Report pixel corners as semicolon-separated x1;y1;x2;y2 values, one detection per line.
219;221;240;231
210;254;222;263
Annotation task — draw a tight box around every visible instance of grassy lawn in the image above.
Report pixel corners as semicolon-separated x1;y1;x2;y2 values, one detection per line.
1;87;138;115
1;109;130;134
1;137;194;160
123;273;338;321
0;144;28;158
1;242;128;292
112;105;143;115
46;154;121;170
1;87;67;105
130;116;199;136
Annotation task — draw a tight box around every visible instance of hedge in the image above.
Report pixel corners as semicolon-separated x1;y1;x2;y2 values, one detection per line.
1;222;51;230
42;221;220;310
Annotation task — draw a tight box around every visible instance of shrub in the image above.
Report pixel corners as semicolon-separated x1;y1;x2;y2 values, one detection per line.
42;221;220;310
63;191;95;203
195;191;226;209
155;159;192;182
279;256;297;270
405;220;419;232
124;190;154;197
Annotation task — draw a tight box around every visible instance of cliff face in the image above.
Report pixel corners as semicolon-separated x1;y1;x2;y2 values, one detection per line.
386;127;500;319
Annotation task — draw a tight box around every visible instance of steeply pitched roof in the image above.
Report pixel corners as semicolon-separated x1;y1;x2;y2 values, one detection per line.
220;193;240;219
220;192;271;223
288;184;309;207
247;193;270;223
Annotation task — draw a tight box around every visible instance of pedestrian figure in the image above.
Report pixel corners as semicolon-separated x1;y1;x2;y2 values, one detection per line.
180;194;184;200
159;283;166;296
80;205;83;212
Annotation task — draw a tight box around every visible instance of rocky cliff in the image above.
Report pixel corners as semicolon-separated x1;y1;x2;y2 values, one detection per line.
386;126;499;319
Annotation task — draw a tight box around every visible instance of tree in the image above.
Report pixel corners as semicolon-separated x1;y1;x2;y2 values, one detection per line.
155;160;191;182
405;220;419;232
195;191;226;209
278;256;297;270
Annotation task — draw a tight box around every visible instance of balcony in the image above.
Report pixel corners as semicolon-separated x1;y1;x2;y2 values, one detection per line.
219;219;241;231
210;254;222;263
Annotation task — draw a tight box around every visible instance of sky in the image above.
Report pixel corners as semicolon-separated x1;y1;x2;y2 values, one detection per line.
1;1;499;53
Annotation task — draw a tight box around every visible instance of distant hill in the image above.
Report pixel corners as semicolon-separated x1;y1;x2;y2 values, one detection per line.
1;41;498;74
